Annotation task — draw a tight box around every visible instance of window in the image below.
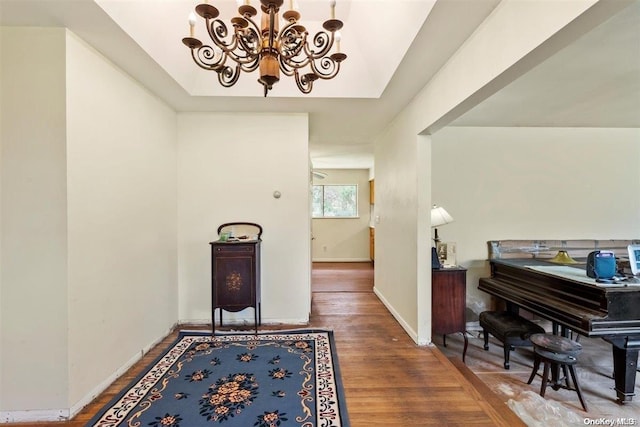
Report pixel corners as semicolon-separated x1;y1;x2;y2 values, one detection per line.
312;185;358;218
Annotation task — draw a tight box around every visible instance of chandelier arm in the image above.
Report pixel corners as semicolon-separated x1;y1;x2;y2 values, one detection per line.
206;19;238;53
217;64;242;87
293;69;313;94
307;56;342;80
279;32;335;78
278;19;297;38
280;31;333;69
278;34;312;72
242;11;261;36
278;31;309;74
279;47;309;70
232;28;261;69
236;54;261;72
277;59;296;77
279;55;310;75
278;27;307;63
302;31;334;61
236;13;261;58
207;19;259;68
190;44;258;76
205;18;259;70
191;44;225;70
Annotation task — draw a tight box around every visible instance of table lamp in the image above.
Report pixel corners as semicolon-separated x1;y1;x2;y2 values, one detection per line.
431;205;454;268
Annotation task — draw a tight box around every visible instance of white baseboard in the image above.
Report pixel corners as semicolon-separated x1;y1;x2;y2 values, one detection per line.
372;286;422;344
312;258;372;262
1;323;177;423
1;409;70;423
178;318;210;326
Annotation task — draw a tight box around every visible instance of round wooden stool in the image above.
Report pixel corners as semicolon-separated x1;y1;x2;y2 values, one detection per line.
526;333;588;412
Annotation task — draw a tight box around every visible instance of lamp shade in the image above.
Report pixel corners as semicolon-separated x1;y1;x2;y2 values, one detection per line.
431;205;453;228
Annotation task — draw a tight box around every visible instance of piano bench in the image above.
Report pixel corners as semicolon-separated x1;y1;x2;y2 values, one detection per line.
479;311;546;370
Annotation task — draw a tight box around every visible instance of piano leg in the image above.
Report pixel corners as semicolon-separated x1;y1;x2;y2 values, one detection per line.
604;336;640;403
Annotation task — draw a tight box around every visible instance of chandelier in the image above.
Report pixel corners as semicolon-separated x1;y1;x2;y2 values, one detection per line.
182;0;347;97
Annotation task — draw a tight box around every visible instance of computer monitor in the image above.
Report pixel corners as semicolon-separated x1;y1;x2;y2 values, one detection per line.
628;245;640;275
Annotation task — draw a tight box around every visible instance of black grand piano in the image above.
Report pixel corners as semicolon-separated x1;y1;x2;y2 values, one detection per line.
478;240;640;403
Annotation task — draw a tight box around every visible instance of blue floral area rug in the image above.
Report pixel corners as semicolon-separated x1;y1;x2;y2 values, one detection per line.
88;330;350;427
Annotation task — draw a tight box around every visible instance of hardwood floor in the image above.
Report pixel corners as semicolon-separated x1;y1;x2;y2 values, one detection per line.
311;261;374;293
10;262;523;427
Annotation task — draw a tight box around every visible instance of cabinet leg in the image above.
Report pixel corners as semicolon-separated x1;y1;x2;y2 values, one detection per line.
462;332;468;364
254;306;258;335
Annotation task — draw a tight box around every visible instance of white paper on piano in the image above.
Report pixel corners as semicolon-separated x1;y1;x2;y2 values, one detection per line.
524;265;640;287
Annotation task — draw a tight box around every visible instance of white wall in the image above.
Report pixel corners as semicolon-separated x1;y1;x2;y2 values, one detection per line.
312;169;371;262
177;113;311;325
0;28;3;410
373;1;615;345
1;27;70;413
65;32;178;407
432;126;640;319
0;28;179;420
374;110;431;343
0;27;310;420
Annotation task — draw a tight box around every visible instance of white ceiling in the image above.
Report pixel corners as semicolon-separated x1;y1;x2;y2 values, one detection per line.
2;0;638;169
451;0;640;129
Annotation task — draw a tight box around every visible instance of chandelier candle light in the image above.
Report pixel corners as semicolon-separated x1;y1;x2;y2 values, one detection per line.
182;0;347;97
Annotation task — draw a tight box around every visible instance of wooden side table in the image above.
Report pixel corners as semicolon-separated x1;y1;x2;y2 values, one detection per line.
432;267;468;362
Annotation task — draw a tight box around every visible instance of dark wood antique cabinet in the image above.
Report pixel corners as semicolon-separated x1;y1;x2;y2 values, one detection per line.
432;267;468;362
210;223;262;334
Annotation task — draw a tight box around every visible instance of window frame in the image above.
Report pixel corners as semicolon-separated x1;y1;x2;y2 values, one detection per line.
312;184;359;219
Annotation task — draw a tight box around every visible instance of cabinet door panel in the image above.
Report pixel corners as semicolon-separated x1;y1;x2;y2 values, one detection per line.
432;269;466;335
214;255;255;309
